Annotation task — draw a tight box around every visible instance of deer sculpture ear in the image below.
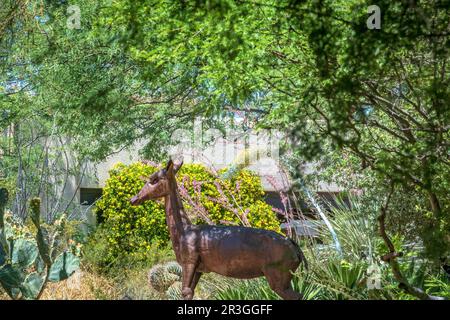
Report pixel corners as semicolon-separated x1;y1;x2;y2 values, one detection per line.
173;160;183;174
166;159;174;173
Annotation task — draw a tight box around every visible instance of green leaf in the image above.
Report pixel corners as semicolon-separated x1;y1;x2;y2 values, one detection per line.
48;252;80;282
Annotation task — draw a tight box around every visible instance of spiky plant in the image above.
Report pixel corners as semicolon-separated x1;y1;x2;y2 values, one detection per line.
210;273;323;300
148;261;182;299
0;192;80;300
166;281;182;300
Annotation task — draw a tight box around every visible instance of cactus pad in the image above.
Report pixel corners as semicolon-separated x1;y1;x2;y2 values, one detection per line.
48;252;80;282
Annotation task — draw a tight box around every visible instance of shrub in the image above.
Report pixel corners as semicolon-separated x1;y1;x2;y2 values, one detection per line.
95;162;168;260
178;164;280;233
177;164;280;231
219;168;266;207
82;223;174;275
94;162;281;260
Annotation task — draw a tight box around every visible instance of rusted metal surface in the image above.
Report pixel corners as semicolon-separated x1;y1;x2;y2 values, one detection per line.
130;160;307;300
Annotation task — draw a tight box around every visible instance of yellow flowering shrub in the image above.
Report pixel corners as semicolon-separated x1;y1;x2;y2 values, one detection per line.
95;162;168;258
96;162;281;259
221;169;266;207
246;201;279;230
177;165;280;232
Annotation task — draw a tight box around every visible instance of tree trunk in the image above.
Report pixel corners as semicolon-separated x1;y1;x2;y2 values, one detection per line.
378;183;445;300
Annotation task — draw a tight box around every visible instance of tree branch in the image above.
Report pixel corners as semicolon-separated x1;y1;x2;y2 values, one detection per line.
378;182;445;300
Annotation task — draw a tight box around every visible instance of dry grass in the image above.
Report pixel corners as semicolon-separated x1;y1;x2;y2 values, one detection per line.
0;263;221;300
41;267;121;300
116;267;161;300
0;266;121;300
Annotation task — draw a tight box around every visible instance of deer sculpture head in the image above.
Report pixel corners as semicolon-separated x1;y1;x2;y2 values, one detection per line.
130;159;183;206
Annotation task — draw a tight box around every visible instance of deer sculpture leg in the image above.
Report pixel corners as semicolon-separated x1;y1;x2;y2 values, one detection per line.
264;268;303;300
190;272;202;292
181;263;198;300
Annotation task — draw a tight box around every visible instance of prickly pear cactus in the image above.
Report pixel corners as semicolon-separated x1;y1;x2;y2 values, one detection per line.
0;197;80;299
148;261;183;299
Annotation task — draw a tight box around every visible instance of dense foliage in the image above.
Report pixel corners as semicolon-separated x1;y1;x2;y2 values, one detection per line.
98;0;449;264
213;197;450;300
178;164;280;230
1;0;448;299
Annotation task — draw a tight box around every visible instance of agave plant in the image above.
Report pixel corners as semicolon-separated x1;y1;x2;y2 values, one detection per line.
313;196;379;260
0;189;80;300
423;276;450;299
301;196;384;299
210;272;322;300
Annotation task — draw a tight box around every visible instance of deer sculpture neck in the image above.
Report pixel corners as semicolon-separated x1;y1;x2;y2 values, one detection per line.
164;175;191;258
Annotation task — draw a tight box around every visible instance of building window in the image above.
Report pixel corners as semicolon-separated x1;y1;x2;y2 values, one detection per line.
80;188;102;206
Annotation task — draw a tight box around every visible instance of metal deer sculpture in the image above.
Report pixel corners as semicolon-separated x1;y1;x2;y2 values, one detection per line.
130;159;308;300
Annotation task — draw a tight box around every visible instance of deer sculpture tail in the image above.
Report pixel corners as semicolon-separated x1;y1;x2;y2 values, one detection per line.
289;238;308;271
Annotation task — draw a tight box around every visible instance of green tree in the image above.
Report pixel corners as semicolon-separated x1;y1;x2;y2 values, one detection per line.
99;0;449;298
1;0;448;299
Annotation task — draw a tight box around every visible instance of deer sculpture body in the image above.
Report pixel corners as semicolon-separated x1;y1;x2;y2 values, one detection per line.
130;160;307;300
